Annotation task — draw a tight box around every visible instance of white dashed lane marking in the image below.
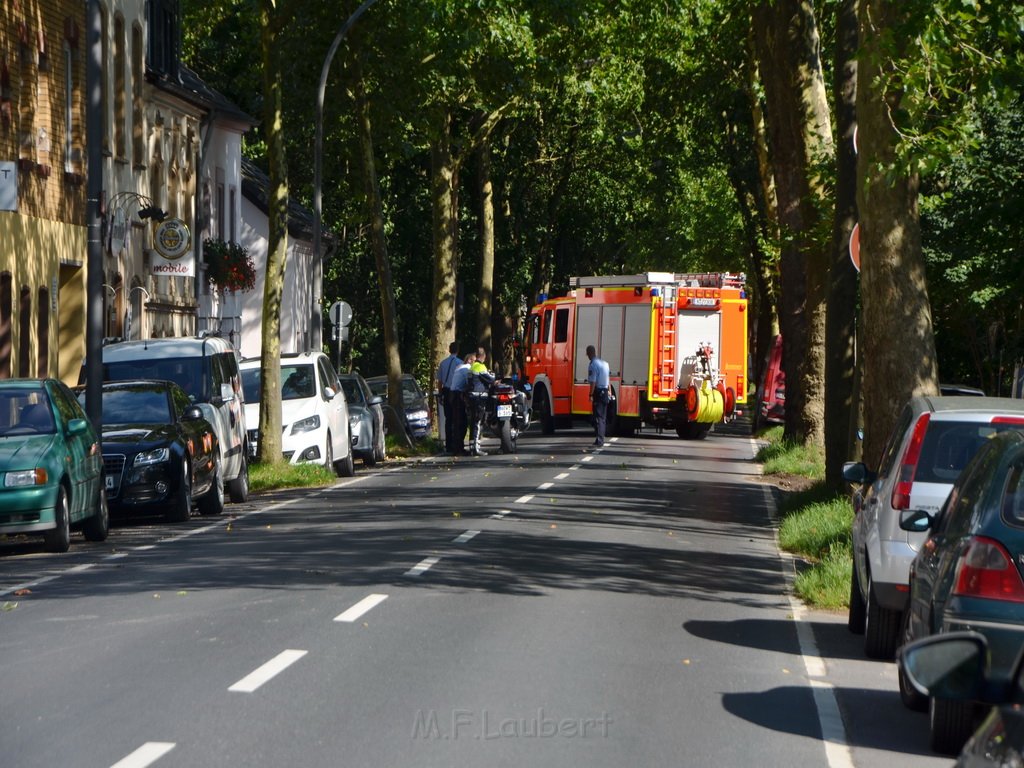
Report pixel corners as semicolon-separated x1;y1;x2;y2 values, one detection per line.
110;742;176;768
334;593;389;623
515;494;534;504
491;509;511;519
405;556;441;577
554;473;569;480
537;482;554;490
228;649;308;693
452;530;480;544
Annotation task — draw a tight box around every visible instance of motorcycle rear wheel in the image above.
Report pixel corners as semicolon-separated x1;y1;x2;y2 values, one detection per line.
500;419;514;453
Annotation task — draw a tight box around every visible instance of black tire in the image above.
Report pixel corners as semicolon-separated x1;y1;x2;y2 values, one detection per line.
864;576;902;659
538;390;555;435
82;487;110;542
898;609;928;710
198;462;225;516
676;422;711;440
44;486;71;553
930;697;978;755
167;459;192;523
227;455;249;503
334;435;355;478
373;423;386;463
848;563;866;634
499;419;513;453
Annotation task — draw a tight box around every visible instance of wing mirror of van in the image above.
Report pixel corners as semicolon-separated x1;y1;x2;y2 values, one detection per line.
182;405;204;422
323;386;337;401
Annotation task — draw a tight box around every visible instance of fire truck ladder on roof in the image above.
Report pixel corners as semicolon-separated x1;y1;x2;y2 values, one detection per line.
653;289;677;399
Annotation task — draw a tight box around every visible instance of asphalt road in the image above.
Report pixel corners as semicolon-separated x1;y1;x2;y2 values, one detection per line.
0;424;949;768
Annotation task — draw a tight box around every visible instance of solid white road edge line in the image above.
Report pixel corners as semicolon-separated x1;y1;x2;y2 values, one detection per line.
228;649;308;693
759;477;853;768
110;741;175;768
453;530;480;544
404;556;441;577
334;593;389;623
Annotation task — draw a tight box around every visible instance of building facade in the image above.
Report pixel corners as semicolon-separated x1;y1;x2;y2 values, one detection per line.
0;0;252;384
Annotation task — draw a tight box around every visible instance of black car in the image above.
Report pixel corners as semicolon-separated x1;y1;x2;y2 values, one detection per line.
900;631;1024;766
366;373;431;440
897;427;1024;754
77;380;223;522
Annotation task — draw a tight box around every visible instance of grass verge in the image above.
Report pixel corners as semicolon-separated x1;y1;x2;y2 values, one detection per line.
756;428;853;610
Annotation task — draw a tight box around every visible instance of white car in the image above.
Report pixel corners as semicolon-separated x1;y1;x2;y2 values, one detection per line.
843;395;1024;660
240;352;354;477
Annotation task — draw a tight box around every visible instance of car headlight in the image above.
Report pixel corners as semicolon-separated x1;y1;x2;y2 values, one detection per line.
134;447;170;466
349;413;361;427
4;468;48;487
290;415;321;434
408;409;428;421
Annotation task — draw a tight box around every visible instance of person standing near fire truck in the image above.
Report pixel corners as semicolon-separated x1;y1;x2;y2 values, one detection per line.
586;345;611;447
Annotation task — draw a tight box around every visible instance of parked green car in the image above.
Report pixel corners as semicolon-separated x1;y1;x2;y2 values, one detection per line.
0;379;109;552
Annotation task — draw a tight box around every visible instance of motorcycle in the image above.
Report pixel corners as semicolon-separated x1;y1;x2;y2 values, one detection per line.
482;376;532;454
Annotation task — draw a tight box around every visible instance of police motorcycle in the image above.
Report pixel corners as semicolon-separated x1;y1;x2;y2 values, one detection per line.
482;376;532;454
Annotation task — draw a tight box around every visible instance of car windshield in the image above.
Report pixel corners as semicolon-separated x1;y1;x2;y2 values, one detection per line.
0;389;55;436
281;365;315;400
401;379;422;406
104;358;206;401
95;388;172;425
367;379;387;398
339;378;363;405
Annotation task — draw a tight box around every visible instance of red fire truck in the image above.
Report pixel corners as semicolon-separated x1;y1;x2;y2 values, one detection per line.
523;272;749;439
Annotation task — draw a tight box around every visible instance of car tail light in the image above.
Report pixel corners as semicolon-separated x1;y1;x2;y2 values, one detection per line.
953;537;1024;602
992;416;1024;426
891;413;931;510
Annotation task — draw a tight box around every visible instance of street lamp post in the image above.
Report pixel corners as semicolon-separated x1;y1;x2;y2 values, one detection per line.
85;0;104;431
311;0;381;351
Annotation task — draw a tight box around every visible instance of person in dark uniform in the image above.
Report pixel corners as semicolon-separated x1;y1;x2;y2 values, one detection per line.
435;342;461;453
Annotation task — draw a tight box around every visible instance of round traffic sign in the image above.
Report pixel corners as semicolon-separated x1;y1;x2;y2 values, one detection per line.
330;300;353;326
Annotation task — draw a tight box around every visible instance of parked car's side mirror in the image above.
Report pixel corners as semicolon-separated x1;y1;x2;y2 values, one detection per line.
323;386;336;401
897;631;991;702
899;508;934;532
67;418;89;436
181;405;205;422
842;461;874;485
368;395;384;407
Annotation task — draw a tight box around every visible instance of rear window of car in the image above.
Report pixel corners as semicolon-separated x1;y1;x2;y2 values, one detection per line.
917;420;1022;484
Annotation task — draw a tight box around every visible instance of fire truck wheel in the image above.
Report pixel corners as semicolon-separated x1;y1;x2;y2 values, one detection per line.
676;422;711;440
537;390;555;435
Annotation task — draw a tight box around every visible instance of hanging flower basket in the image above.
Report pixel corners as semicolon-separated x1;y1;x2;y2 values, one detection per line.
204;238;256;293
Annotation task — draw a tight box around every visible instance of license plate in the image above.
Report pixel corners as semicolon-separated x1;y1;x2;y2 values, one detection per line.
105;475;115;490
496;405;513;418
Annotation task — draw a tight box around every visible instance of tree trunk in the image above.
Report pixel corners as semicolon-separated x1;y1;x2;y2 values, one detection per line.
352;51;408;447
257;0;286;465
856;0;939;467
752;0;834;448
477;140;495;357
429;112;459;395
824;0;861;488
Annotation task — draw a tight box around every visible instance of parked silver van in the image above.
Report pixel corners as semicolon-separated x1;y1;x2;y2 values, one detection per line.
82;336;249;503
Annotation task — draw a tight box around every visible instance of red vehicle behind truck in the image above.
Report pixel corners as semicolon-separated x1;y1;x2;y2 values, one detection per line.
523;272;749;439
